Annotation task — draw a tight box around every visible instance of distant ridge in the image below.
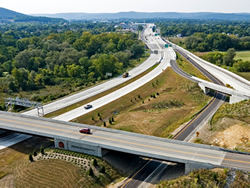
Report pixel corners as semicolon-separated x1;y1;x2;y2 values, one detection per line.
32;11;250;21
0;7;27;19
0;7;66;23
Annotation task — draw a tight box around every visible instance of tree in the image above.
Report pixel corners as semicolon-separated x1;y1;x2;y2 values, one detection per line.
223;48;236;66
138;25;143;31
130;44;144;58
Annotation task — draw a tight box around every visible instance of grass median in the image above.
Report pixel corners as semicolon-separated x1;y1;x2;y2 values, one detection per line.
45;62;156;118
72;67;211;138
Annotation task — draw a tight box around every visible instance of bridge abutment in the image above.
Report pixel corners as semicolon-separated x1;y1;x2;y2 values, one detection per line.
185;162;215;174
230;95;246;104
54;138;102;157
198;83;210;95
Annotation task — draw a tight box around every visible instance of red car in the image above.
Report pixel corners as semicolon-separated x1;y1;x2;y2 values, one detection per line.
79;128;90;134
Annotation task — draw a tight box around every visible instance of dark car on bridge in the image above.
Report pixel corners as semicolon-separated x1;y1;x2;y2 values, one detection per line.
79;128;90;134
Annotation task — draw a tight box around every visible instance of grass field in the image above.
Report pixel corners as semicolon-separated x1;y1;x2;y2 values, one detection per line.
235;51;250;61
72;67;211;138
0;136;121;188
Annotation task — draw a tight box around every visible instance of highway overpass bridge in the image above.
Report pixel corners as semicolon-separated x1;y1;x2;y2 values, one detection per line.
0;111;250;174
170;60;250;104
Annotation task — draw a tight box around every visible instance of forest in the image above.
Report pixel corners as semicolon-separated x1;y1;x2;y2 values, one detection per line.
0;22;144;109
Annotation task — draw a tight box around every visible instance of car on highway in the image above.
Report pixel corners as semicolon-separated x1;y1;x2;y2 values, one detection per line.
79;128;90;134
84;104;92;109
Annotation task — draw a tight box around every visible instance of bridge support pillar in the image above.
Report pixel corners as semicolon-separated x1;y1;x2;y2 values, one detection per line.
198;83;210;95
185;162;215;174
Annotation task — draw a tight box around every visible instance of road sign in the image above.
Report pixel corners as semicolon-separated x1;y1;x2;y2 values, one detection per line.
165;44;169;48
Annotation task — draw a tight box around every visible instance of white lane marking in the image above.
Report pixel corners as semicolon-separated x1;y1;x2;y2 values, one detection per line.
138;162;168;188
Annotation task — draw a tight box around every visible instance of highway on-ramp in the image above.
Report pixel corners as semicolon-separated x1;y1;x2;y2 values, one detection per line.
165;39;250;93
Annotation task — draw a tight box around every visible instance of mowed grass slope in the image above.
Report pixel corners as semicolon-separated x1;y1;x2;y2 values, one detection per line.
0;137;121;188
157;168;227;188
73;67;211;138
176;53;211;82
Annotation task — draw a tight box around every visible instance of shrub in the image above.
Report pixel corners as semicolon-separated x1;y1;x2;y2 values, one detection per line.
100;166;105;173
29;154;33;162
88;167;94;176
103;121;106;127
92;159;97;167
109;119;112;125
112;117;114;122
33;150;37;157
40;146;45;155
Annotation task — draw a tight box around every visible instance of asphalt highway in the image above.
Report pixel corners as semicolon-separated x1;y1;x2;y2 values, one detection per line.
23;24;162;117
54;47;175;121
122;37;228;188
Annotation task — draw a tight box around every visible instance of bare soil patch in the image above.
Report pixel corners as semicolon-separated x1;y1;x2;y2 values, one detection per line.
192;117;250;152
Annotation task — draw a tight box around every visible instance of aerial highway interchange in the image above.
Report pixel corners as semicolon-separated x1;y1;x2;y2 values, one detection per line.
1;23;250;187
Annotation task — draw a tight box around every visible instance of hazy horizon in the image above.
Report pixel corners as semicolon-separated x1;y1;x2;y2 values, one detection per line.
1;0;250;15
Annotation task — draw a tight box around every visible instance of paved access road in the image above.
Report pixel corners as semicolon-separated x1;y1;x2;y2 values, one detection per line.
0;112;250;172
23;24;162;117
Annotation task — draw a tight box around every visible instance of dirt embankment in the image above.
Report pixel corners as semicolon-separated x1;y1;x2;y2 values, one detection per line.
191;117;250;152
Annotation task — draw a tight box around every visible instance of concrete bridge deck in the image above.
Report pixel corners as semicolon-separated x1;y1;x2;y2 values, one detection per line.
0;111;250;173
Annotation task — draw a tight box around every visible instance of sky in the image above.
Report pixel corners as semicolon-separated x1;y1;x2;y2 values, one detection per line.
1;0;250;14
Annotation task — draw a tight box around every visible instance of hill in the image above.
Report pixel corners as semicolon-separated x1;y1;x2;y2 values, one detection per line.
0;7;66;23
32;11;250;21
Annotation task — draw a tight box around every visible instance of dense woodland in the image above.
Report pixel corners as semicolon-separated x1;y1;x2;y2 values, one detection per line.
0;22;144;104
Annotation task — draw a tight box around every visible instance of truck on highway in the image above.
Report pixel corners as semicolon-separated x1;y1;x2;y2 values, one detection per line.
123;72;129;78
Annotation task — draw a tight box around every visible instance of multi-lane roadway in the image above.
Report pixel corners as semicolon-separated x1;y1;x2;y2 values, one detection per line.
23;24;162;117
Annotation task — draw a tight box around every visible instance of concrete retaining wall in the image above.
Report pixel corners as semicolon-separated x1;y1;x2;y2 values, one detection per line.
185;162;215;174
